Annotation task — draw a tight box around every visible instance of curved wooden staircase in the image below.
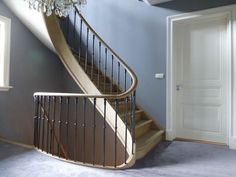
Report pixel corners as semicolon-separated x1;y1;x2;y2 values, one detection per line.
71;45;164;160
5;1;164;169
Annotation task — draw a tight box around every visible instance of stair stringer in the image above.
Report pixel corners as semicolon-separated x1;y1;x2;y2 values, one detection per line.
43;14;136;169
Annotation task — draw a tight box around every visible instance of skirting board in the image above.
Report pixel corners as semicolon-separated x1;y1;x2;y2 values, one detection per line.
229;137;236;150
0;136;34;149
166;131;236;150
166;130;175;141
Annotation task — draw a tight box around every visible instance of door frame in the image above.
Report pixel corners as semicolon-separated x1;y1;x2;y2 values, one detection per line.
166;4;236;149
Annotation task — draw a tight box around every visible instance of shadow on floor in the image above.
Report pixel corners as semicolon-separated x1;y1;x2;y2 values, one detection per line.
132;141;172;169
0;140;236;177
0;141;33;161
132;140;236;170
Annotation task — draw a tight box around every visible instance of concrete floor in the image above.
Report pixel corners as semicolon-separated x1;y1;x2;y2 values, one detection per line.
0;140;235;177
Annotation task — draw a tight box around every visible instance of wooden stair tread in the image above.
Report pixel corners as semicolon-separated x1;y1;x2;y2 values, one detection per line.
118;110;143;123
91;73;111;83
136;129;164;151
119;109;143;117
135;119;153;139
95;84;120;94
133;110;143;122
135;119;152;129
74;53;123;94
110;100;137;109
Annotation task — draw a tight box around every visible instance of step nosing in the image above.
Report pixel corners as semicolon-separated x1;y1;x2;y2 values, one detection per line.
135;120;152;129
136;130;164;148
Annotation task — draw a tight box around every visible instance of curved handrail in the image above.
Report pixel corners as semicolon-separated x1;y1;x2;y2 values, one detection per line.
69;5;138;100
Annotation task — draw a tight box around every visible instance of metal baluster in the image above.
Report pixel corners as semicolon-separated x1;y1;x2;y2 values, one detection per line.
62;18;66;35
58;97;63;158
114;99;119;168
110;55;114;93
66;15;70;43
73;9;77;50
41;96;46;151
98;42;101;88
91;35;95;80
83;97;87;163
130;78;133;125
118;62;121;94
79;19;82;62
85;28;89;72
74;97;78;161
103;98;107;167
33;96;39;147
46;96;51;153
93;98;97;165
124;69;127;91
131;91;136;154
124;97;129;164
37;96;43;148
51;96;56;155
104;48;107;93
66;97;70;159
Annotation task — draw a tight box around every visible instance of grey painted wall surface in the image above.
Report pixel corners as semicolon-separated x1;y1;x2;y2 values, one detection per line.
0;1;70;145
81;0;236;128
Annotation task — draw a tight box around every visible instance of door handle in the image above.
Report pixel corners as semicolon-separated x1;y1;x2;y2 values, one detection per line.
176;85;183;91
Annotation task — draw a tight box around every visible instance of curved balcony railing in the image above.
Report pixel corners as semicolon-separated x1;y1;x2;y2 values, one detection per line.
33;5;138;169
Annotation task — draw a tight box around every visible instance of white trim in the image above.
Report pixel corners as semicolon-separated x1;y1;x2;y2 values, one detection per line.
0;86;13;91
166;4;236;149
0;15;11;91
229;137;236;149
0;136;34;149
166;130;175;140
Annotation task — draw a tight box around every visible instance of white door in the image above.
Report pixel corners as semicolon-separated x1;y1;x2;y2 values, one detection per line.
175;14;230;144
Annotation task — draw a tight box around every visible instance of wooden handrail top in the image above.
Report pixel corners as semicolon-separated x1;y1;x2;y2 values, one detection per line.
34;91;134;99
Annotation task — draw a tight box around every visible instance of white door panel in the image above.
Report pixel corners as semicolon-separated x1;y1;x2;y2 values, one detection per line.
182;104;221;132
175;15;229;143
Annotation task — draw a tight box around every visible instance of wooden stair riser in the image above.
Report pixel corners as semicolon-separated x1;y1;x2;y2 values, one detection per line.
135;121;153;139
119;110;144;125
78;58;124;94
80;62;100;74
91;73;111;83
113;101;133;113
96;83;120;94
77;59;110;81
77;59;137;101
136;130;164;159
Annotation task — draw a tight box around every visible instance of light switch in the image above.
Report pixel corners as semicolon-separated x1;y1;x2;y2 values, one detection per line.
155;73;165;79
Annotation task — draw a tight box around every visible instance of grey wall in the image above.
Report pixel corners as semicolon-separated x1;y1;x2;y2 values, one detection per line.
81;0;236;128
0;1;77;145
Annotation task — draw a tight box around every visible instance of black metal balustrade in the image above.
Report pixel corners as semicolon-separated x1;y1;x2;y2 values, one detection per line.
34;93;136;167
34;5;137;168
60;7;137;95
